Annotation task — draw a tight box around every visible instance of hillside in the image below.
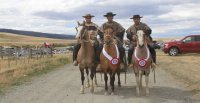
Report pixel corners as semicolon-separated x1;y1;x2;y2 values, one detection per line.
0;32;76;46
0;28;74;39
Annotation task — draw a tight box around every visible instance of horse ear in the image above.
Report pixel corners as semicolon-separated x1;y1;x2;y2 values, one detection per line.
82;21;86;26
77;21;81;26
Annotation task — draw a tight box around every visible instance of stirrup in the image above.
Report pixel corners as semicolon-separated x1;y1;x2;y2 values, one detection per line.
96;64;101;72
152;63;156;69
73;60;78;66
120;63;125;70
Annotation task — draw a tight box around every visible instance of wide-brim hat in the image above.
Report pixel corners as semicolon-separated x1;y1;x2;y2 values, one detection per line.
104;12;116;17
82;14;95;18
130;15;143;19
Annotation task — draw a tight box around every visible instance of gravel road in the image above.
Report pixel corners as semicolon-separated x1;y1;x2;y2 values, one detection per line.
0;64;199;103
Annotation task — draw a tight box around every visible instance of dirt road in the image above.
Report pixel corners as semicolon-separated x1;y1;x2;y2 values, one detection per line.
0;64;199;103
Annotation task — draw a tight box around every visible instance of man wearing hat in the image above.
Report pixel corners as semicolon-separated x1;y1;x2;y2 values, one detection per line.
126;14;156;65
98;12;126;69
73;14;103;66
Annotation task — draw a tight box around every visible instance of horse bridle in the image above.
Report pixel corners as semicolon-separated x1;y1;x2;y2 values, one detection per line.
104;32;114;45
78;27;97;46
134;30;152;47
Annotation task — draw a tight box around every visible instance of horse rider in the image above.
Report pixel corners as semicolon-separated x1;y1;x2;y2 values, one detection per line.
73;14;103;66
126;14;157;65
97;12;126;69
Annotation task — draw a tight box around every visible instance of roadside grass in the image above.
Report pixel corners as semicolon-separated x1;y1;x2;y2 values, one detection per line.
157;50;200;99
0;54;72;95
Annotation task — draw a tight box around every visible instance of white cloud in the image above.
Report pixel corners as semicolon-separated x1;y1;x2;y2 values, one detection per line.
158;3;200;20
0;0;199;37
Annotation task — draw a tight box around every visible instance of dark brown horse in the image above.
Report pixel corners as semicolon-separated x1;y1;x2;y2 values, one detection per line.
76;21;97;94
132;30;156;96
100;27;121;95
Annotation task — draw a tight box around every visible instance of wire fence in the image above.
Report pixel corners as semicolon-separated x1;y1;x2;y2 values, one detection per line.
0;46;53;73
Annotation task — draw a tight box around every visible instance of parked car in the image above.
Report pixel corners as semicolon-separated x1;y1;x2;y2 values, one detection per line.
163;35;200;56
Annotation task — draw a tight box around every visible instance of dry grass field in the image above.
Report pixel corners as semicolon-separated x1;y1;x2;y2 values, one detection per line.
0;54;72;91
0;32;74;93
157;50;200;98
154;37;181;42
0;32;76;46
155;36;200;97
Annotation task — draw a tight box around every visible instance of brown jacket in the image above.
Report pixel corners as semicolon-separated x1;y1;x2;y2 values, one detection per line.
126;22;152;41
101;21;125;42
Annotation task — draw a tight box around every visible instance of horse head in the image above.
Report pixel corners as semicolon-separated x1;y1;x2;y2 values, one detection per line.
134;30;152;48
75;21;97;42
103;26;114;45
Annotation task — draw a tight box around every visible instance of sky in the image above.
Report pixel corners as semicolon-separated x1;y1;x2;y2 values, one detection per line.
0;0;200;38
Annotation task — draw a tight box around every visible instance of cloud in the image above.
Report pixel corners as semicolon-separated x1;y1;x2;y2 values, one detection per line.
0;0;200;37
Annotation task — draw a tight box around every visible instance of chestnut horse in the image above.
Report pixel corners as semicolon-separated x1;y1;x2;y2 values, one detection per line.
132;30;156;96
76;21;97;94
100;27;121;95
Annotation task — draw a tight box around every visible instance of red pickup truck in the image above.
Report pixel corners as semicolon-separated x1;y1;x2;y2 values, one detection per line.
163;35;200;56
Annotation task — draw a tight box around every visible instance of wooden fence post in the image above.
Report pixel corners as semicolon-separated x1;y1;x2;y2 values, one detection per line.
0;47;3;59
15;47;18;65
50;47;53;57
8;48;11;68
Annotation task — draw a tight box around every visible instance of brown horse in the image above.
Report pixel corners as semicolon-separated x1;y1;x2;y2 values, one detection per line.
132;30;156;96
76;21;97;94
100;27;121;95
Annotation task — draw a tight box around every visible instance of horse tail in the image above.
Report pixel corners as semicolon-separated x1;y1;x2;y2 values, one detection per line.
151;62;156;83
153;67;156;83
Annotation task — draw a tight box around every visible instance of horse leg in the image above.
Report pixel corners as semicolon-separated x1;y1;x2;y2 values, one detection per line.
80;68;85;94
104;72;109;95
94;68;98;86
90;68;95;93
117;70;121;87
135;71;140;96
139;71;143;90
110;72;115;95
85;68;90;88
145;72;150;96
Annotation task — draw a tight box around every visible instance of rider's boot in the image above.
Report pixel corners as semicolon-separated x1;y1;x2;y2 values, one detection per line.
73;43;81;66
148;45;157;69
96;44;103;71
127;48;134;67
118;45;126;70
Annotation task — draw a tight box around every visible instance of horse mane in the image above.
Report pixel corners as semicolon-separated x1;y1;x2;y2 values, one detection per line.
104;25;113;30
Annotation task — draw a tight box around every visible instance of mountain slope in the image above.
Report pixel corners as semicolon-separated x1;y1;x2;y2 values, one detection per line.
0;29;75;39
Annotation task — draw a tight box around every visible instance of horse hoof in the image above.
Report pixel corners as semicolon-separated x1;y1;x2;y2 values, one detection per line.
86;84;90;88
94;84;98;87
111;92;115;95
139;86;142;90
146;91;150;96
94;82;98;87
118;84;121;87
80;91;84;94
136;94;140;97
104;92;109;95
80;86;84;94
90;88;94;93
